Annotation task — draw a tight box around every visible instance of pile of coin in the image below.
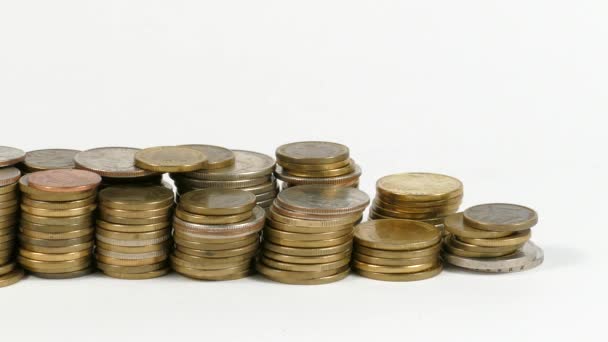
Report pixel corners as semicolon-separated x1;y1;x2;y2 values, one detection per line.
370;173;463;230
353;219;443;281
95;185;175;279
442;203;543;273
75;147;163;187
258;185;370;285
0;147;25;287
171;149;277;210
274;141;361;189
23;149;80;173
171;189;264;280
17;169;101;279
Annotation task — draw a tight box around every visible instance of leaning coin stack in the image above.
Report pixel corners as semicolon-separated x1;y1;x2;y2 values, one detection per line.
353;219;443;281
274;141;361;189
75;147;163;187
23;149;80;173
17;169;101;279
258;185;370;285
171;149;277;210
171;189;264;280
370;173;463;230
442;203;543;273
95;185;175;279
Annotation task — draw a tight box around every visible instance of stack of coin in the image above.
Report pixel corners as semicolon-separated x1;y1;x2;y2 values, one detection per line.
171;189;264;280
442;203;543;273
258;185;370;285
17;169;101;279
0;164;25;287
370;173;463;230
95;185;175;279
171;150;277;210
23;149;80;173
75;147;163;187
353;219;443;281
274;141;361;189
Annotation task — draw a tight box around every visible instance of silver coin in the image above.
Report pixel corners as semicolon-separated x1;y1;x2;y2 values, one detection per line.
178;145;235;170
0;167;21;186
183;150;275;180
24;149;80;171
74;147;159;178
173;175;271;189
443;241;544;273
276;184;369;215
0;146;25;167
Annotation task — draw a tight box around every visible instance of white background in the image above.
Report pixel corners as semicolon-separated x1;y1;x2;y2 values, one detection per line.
1;1;606;341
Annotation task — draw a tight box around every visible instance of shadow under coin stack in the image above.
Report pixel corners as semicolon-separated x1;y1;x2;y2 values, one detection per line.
274;141;361;189
17;170;101;279
75;147;163;187
95;186;175;279
353;219;443;281
442;204;543;273
171;189;264;280
258;185;370;285
22;149;80;173
370;173;463;232
171;150;277;210
1;147;26;287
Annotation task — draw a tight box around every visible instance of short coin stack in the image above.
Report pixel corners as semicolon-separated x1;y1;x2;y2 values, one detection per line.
23;149;80;173
370;173;463;230
0;154;25;287
442;203;543;273
258;185;370;285
171;189;264;280
274;141;361;189
171;150;277;210
17;169;101;279
96;185;175;279
353;219;443;281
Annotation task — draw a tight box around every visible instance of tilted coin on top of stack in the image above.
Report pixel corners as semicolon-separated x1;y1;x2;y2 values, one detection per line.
95;185;175;279
258;185;370;285
370;173;463;232
353;219;443;281
17;169;101;279
23;149;80;173
74;147;163;187
171;189;264;280
0;148;26;287
442;203;543;273
170;149;277;210
274;141;362;189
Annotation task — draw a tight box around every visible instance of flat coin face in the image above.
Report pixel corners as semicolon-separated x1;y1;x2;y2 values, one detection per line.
180;189;256;215
0;167;21;186
0;146;26;167
463;203;538;232
185;150;275;180
27;169;102;193
135;146;208;173
24;149;79;171
99;185;174;210
444;213;513;239
355;219;441;250
74;147;158;178
276;185;369;214
377;173;463;202
276;141;349;165
179;145;235;169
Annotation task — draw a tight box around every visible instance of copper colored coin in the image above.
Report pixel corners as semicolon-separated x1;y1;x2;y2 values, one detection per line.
0;167;21;186
74;147;158;178
24;149;79;171
0;146;25;167
27;169;101;193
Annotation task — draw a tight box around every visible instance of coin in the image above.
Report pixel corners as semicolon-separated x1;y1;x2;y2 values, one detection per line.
19;234;93;247
173;206;265;235
170;254;250;270
20;204;97;218
174;175;270;189
448;236;523;254
96;254;167;267
458;230;531;247
443;241;543;272
0;268;25;287
263;239;352;257
355;263;443;282
258;263;349;285
19;241;93;254
268;207;361;228
20;220;91;233
175;208;251;224
20;227;94;240
177;242;259;258
377;173;463;202
28;169;102;193
22;195;96;210
0;262;16;275
279;158;352;172
283;161;355;178
265;233;353;248
274;164;362;185
265;226;352;241
74;147;158;178
96;228;170;242
261;256;350;272
371;204;456;220
354;253;437;266
184;150;275;180
173;264;252;281
352;259;436;274
267;218;354;235
19;175;96;201
173;249;255;266
178;189;260;216
102;268;170;280
276;141;349;165
99;212;169;225
376;193;464;208
463;203;539;232
263;249;351;265
19;248;92;262
444;213;513;239
0;146;25;167
174;234;258;250
0;167;21;187
0;183;17;195
24;149;79;172
96;220;170;233
28;267;94;279
135;146;208;173
354;219;441;251
178;145;235;169
99;185;174;210
0;199;18;210
21;212;93;226
96;240;170;254
276;185;369;215
373;198;461;214
443;239;516;258
173;229;257;243
18;255;91;270
101;205;173;219
97;261;167;274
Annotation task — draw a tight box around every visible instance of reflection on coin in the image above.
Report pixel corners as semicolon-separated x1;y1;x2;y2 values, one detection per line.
75;147;158;178
135;146;208;173
463;203;539;232
0;146;26;167
179;145;235;170
24;149;79;171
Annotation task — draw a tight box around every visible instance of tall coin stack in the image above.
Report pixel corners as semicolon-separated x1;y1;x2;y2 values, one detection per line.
17;170;101;279
353;219;443;281
95;185;175;279
442;204;543;273
171;149;277;210
23;149;80;173
258;185;370;285
0;146;26;287
274;141;361;189
171;189;264;280
370;173;463;230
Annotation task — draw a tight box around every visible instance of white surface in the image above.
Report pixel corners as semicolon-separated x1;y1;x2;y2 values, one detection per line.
0;1;605;341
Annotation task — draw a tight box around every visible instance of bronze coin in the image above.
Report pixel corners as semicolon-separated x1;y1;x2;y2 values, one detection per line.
28;169;102;193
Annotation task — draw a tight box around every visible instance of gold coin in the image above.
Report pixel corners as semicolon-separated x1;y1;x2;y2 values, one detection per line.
236;181;277;195
96;234;170;247
23;149;79;171
19;248;92;262
74;147;159;178
0;199;22;210
0;268;25;288
264;240;352;257
352;259;436;274
174;265;252;281
18;255;91;271
264;226;352;241
354;219;441;251
263;249;351;264
0;262;16;275
355;263;443;282
21;212;93;226
376;193;464;208
102;267;170;280
0;191;18;202
269;203;360;221
278;158;351;172
178;145;235;170
135;146;208;173
171;261;250;277
355;243;441;259
353;252;437;266
96;261;167;274
29;267;94;279
449;236;524;253
170;254;250;270
173;249;255;266
99;212;170;225
266;217;355;234
96;219;170;233
371;205;455;220
275;141;349;165
22;195;96;210
96;254;167;267
265;233;353;248
276;185;369;215
282;161;355;178
0;183;18;195
256;262;349;281
19;234;93;248
444;213;513;239
463;203;538;232
0;232;15;243
179;189;256;216
96;240;171;254
258;263;350;285
20;227;94;240
443;239;516;258
373;198;461;215
173;230;258;244
19;175;96;201
19;241;93;254
20;220;91;233
183;150;275;181
177;242;259;258
174;234;258;250
255;190;277;202
261;255;350;272
173;206;265;236
20;204;96;218
99;185;174;210
0;206;18;216
24;262;92;274
100;205;173;219
458;230;531;247
0;225;15;235
376;173;463;202
175;207;252;225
